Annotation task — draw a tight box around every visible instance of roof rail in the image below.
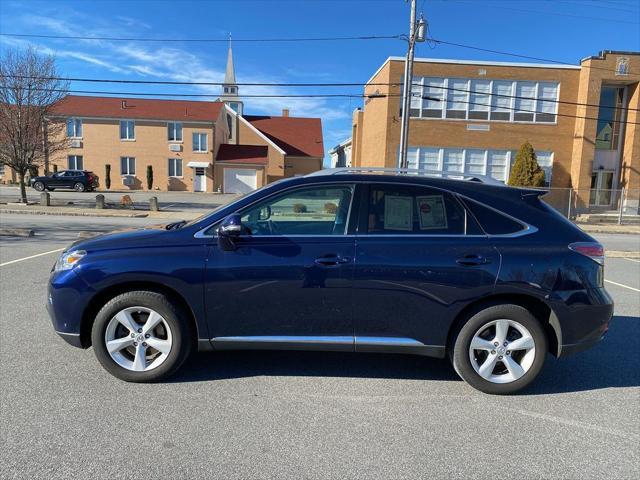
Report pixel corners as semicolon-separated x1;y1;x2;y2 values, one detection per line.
306;167;505;186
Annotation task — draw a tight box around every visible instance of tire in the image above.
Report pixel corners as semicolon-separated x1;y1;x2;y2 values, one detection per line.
46;187;55;191
452;304;547;395
74;182;85;192
33;181;45;192
91;291;193;382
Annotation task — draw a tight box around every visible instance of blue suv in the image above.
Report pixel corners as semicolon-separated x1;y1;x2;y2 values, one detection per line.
47;169;613;394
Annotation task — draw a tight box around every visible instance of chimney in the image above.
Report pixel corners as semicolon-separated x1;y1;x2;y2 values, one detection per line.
282;108;289;117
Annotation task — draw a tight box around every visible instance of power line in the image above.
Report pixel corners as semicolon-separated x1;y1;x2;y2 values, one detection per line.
4;75;638;111
1;31;634;76
8;87;639;125
426;37;639;76
0;32;403;43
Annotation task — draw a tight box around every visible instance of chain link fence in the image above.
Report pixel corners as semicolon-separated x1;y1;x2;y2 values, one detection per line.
542;188;640;225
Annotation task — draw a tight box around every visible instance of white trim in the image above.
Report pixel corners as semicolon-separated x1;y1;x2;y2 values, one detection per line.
229;105;287;155
187;161;211;168
389;56;581;70
52;115;215;125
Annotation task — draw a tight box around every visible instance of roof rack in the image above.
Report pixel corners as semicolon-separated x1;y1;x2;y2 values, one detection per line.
306;167;505;186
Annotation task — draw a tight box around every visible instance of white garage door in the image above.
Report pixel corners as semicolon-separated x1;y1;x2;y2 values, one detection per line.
223;168;258;194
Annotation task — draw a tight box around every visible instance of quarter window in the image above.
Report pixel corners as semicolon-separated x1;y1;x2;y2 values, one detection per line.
66;118;82;137
462;198;526;235
367;184;479;235
239;185;354;236
120;156;136;175
193;132;207;152
67;155;83;170
167;122;183;142
120;120;135;140
168;158;183;177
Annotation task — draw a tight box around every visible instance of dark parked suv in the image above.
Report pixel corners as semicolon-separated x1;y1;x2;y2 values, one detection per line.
47;169;613;394
31;170;98;192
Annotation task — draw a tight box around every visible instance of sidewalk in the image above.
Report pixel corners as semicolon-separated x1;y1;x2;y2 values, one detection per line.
0;204;206;220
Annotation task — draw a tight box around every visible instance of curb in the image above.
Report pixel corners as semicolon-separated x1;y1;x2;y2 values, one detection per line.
0;208;149;218
607;251;640;259
576;224;640;235
0;227;34;237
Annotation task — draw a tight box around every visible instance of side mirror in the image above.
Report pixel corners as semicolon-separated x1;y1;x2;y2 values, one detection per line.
217;214;242;251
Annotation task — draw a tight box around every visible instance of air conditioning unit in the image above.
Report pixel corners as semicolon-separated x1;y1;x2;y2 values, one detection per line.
70;139;82;148
122;175;135;186
169;143;182;152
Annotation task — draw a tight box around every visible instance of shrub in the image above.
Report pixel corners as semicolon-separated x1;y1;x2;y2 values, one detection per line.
508;141;545;187
105;164;111;190
292;203;307;214
146;165;153;190
324;202;338;214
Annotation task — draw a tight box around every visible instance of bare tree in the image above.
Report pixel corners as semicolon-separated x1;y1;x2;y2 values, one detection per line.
0;47;69;203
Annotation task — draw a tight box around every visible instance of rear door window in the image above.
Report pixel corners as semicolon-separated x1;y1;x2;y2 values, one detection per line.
365;184;481;235
462;198;526;235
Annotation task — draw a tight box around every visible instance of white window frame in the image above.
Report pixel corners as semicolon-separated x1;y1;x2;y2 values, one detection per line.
411;76;559;125
67;118;82;138
193;132;208;153
120;156;136;176
120;120;135;141
167;122;183;142
168;158;183;178
67;155;83;170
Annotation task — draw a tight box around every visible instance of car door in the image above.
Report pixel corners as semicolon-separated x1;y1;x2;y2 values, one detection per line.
352;183;500;356
205;183;357;350
48;171;65;188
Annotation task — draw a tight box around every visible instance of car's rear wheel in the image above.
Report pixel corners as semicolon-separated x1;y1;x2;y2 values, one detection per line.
33;181;45;192
452;304;547;394
74;182;85;192
91;291;192;382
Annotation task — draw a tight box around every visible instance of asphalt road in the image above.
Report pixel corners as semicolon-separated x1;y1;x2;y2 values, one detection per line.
0;216;639;479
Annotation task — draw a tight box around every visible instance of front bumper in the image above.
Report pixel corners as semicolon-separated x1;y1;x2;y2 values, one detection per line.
47;268;95;349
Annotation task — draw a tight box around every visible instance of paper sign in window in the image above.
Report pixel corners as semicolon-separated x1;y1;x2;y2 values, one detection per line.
384;196;413;231
416;195;448;230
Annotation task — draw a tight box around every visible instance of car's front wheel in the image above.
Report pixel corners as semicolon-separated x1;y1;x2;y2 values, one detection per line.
91;291;192;382
33;181;45;192
452;304;547;394
74;182;85;192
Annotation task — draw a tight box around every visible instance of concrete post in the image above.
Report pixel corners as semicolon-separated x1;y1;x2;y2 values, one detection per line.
618;188;625;225
149;196;159;212
40;192;50;207
96;194;105;209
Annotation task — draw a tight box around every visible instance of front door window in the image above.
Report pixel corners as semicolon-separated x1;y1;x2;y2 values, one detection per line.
240;185;353;236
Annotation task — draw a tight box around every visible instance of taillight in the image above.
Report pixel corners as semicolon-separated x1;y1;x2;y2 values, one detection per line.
569;242;605;265
87;175;93;182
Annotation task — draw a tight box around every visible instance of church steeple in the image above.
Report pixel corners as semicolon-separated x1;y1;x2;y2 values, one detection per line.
220;33;242;115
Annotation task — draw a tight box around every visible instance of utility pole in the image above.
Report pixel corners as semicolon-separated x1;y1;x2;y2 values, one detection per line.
398;0;426;169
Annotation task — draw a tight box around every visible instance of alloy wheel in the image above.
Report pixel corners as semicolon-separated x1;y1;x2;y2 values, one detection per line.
104;306;173;372
468;319;536;384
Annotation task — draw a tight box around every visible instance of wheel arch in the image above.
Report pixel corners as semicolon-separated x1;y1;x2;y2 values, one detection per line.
446;293;561;357
79;281;199;349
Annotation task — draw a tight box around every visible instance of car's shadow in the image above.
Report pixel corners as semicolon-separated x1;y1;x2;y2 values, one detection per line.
169;315;640;394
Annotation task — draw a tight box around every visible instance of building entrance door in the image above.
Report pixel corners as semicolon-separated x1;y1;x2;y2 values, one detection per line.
194;167;206;192
589;170;615;207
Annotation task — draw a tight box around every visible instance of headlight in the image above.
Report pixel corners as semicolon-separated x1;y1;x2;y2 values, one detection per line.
54;250;87;272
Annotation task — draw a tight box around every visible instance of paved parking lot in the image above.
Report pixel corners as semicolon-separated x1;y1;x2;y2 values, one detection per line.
0;214;638;479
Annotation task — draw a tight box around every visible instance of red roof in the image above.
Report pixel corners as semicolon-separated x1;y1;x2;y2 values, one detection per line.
244;115;324;158
216;144;269;165
52;95;223;122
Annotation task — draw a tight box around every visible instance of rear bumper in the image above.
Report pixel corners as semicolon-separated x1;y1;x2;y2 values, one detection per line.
552;287;614;358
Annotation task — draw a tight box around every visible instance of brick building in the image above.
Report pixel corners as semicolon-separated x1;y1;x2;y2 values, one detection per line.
351;50;640;211
0;43;324;193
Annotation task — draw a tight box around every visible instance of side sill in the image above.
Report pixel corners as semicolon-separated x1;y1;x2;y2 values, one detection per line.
355;337;446;358
197;339;214;352
211;336;354;352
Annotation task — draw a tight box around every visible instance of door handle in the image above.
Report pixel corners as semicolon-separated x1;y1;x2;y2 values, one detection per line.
314;255;351;267
456;254;490;266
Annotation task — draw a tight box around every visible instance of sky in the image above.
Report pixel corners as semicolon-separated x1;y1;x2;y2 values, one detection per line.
1;0;639;166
